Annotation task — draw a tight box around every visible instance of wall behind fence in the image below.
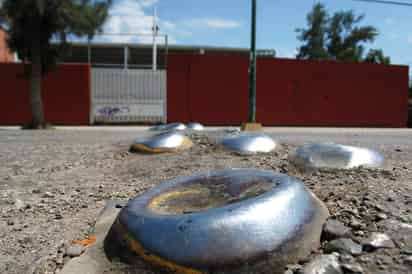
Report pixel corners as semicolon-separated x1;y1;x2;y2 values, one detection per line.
0;63;91;125
168;55;409;127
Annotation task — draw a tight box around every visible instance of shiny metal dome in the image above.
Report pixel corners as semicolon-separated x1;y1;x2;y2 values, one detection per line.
290;143;384;170
150;123;186;131
131;131;192;153
220;133;277;154
186;122;204;131
105;169;329;272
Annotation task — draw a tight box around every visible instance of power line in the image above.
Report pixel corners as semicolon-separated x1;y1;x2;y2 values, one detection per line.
353;0;412;6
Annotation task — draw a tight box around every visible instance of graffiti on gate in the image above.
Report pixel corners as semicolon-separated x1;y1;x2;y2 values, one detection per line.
97;106;130;116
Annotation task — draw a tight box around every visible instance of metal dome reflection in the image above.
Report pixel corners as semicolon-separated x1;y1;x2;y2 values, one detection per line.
220;133;277;154
104;169;329;273
290;143;384;170
130;131;193;153
186;122;204;131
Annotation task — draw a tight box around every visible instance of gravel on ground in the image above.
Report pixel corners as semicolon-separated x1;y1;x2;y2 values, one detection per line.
0;128;411;274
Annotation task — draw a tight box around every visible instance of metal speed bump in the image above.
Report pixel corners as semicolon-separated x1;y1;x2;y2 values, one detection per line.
104;169;329;273
220;132;277;154
290;143;384;170
130;131;193;154
150;123;186;131
187;122;204;131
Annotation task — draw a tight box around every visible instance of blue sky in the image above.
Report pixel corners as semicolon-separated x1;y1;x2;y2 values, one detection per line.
102;0;412;68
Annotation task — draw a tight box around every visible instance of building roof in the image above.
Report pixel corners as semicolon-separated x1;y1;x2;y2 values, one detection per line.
64;41;275;55
58;41;276;69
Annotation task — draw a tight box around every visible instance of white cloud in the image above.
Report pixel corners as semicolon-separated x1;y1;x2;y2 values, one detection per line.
96;0;174;44
185;18;241;29
90;0;239;45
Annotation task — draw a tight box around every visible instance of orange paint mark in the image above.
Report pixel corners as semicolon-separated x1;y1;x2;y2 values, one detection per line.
72;235;96;246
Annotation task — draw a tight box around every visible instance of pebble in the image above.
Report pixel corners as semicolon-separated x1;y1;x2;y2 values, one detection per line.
341;263;364;274
404;256;412;266
32;188;41;194
286;264;302;273
300;254;343;274
375;213;388;221
324;238;362;256
349;218;364;230
42;192;55;198
322;219;350;240
339;254;354;264
401;249;412;255
363;233;396;252
14;199;25;210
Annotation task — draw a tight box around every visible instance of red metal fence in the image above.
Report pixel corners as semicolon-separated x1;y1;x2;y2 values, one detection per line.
0;63;91;125
0;57;408;127
168;55;409;127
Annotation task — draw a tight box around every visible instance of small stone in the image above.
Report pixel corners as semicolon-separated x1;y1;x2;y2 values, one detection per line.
358;256;371;263
323;219;350;240
404;256;412;266
373;204;386;212
341;263;364;274
14;199;25;210
42;192;54;198
65;244;85;257
366;222;377;232
7;220;14;226
363;233;396;252
349;219;363;230
55;256;64;265
375;213;387;221
354;230;365;237
401;249;412;255
339;253;354;262
301;254;343;274
32;189;41;194
286;264;302;272
324;238;362;256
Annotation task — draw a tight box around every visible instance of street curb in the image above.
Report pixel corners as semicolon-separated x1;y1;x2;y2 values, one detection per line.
60;201;125;274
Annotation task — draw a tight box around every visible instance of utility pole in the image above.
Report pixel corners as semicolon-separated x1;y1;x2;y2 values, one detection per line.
152;5;159;72
249;0;257;123
242;0;261;131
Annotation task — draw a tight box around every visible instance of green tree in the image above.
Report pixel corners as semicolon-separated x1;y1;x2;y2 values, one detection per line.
0;0;112;128
296;3;382;63
364;49;391;65
327;11;377;62
296;3;329;60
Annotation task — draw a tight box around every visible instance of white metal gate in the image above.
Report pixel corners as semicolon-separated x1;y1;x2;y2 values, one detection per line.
91;68;167;124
